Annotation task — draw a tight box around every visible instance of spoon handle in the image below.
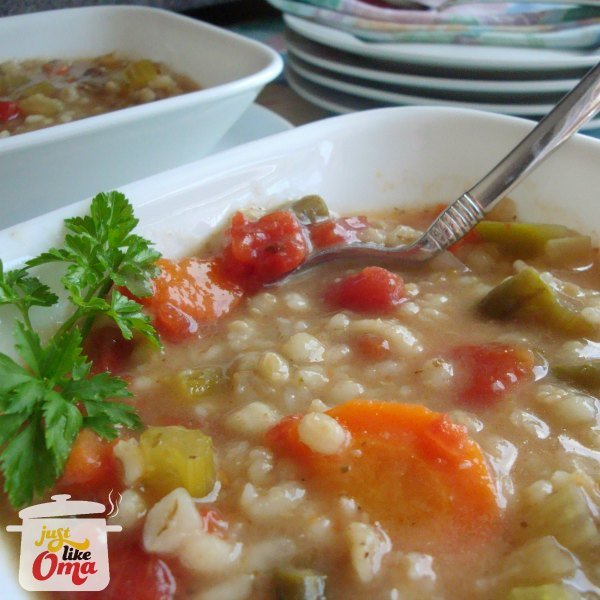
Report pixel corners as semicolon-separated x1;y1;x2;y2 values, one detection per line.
422;61;600;253
469;60;600;210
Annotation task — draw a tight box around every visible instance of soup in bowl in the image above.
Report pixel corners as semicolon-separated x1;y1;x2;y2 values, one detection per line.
0;107;598;599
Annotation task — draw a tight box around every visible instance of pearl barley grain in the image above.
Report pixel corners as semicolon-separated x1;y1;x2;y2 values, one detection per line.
298;412;348;455
282;333;325;363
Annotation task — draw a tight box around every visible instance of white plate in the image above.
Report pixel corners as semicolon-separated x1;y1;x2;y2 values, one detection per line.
0;104;292;229
285;14;600;72
285;65;600;133
287;57;556;116
286;29;580;95
0;6;283;230
212;104;293;154
3;106;600;596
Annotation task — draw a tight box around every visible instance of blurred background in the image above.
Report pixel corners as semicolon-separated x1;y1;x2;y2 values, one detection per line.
0;0;328;124
0;0;274;19
3;0;600;130
3;1;600;223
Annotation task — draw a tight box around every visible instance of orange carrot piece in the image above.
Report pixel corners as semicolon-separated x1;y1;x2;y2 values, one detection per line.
58;429;121;501
266;401;499;541
140;258;244;342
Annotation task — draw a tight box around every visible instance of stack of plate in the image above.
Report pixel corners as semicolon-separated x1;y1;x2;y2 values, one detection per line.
284;14;600;131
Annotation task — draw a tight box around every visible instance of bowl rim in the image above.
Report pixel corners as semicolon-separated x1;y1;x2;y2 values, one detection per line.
0;5;283;153
3;104;600;246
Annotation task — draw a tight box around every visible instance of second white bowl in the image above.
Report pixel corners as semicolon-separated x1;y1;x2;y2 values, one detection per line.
0;5;283;228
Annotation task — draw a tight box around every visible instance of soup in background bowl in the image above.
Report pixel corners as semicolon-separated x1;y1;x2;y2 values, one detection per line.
0;53;200;138
0;5;283;227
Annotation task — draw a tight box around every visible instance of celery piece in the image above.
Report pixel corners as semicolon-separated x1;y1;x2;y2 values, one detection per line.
475;221;573;258
97;53;125;70
501;537;576;586
19;80;56;98
124;59;159;89
553;361;600;392
274;567;327;600
290;195;330;225
0;72;30;96
544;236;593;269
486;197;517;222
479;267;596;338
173;367;227;401
18;93;63;117
507;584;582;600
140;426;216;499
523;482;599;554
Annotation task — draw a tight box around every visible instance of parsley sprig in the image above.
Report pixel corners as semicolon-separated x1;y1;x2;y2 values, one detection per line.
0;192;161;508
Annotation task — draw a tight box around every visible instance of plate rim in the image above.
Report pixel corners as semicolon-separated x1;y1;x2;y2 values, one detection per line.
285;14;600;72
285;30;580;94
287;56;556;116
285;64;600;132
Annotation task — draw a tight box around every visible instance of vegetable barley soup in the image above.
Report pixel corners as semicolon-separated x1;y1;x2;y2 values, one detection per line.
0;54;199;137
1;193;599;600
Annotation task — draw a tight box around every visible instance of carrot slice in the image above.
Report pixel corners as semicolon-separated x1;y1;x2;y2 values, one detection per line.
58;429;121;502
140;258;244;342
266;401;499;542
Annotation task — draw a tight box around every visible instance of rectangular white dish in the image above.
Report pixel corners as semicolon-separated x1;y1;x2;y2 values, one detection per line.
0;5;283;229
1;105;600;597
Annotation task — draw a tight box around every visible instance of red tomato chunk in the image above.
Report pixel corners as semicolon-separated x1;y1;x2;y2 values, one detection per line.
325;266;406;314
85;325;136;375
0;100;21;123
223;210;308;286
74;540;177;600
354;332;392;360
309;216;368;249
448;343;535;407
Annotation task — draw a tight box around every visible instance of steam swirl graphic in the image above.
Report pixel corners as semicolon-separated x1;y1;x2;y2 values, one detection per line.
106;490;122;518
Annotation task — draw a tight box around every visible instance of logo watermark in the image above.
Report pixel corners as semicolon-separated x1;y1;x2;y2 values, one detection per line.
6;493;121;592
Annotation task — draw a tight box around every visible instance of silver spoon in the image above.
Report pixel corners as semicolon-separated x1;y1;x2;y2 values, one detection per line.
295;61;600;272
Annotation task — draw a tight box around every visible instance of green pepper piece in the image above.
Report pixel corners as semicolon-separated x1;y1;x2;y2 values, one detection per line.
475;221;574;258
553;360;600;392
479;267;596;337
173;367;227;401
274;567;327;600
290;195;330;225
507;584;582;600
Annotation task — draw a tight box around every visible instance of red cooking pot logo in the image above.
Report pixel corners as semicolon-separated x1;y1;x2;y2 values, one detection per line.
6;494;121;592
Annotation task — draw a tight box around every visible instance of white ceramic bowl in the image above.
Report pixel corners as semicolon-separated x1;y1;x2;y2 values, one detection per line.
1;106;600;596
0;5;283;228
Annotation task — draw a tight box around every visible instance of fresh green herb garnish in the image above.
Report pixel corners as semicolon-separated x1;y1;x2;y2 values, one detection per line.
0;191;161;508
